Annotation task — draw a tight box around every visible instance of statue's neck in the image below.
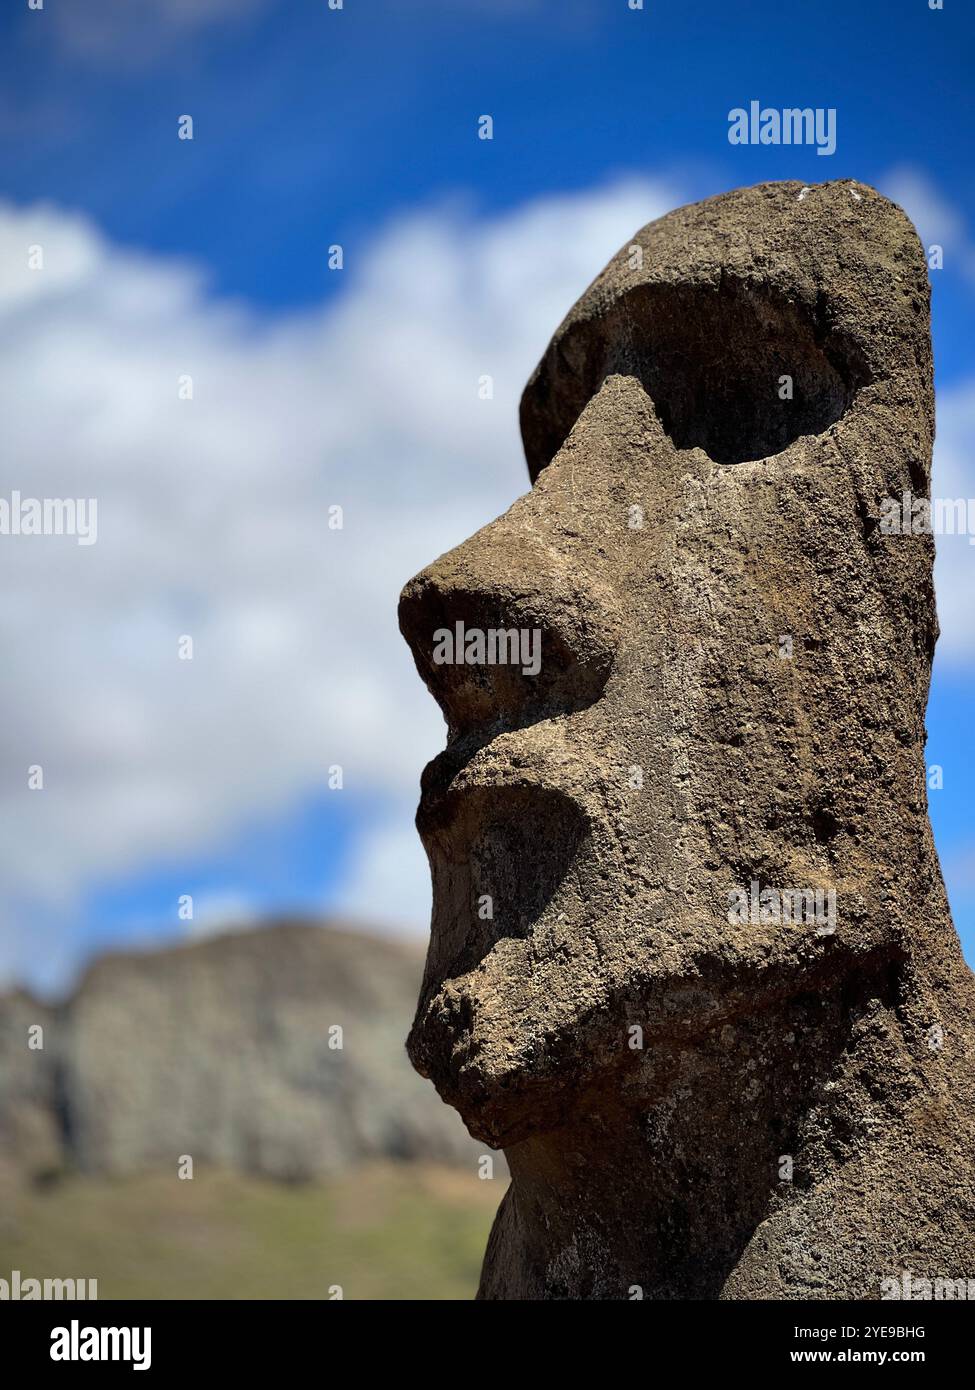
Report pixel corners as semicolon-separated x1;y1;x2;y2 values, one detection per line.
478;984;914;1300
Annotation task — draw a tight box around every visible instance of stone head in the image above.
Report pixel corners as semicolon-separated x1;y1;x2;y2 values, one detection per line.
399;180;940;1149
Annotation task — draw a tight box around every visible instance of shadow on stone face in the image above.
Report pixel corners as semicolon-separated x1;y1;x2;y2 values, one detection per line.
525;276;871;468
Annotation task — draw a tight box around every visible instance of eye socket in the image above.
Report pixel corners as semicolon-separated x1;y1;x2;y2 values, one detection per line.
522;277;871;473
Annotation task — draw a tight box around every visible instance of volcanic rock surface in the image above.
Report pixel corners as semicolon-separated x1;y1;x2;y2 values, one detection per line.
399;180;975;1299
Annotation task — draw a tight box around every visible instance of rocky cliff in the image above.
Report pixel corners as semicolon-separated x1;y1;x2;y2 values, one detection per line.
0;922;485;1180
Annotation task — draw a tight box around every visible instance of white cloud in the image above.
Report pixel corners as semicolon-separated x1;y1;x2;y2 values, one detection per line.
873;168;975;663
333;813;434;940
933;382;975;665
0;177;678;989
880;165;975;285
183;891;261;939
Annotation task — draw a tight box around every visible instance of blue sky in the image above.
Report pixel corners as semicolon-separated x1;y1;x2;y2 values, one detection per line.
1;0;973;990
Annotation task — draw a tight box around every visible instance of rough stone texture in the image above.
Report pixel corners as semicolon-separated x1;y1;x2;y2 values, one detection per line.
399;180;975;1299
0;990;61;1177
0;922;485;1181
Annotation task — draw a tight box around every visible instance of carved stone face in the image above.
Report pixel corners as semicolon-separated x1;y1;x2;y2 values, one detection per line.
399;180;937;1150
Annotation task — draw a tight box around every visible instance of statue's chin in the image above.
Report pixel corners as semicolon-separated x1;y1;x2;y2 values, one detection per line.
408;884;907;1152
406;985;566;1149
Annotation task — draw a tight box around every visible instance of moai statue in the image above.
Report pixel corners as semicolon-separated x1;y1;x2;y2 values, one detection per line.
399;181;975;1300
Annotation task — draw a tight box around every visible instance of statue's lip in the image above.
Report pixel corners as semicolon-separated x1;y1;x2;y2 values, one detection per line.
413;760;592;989
417;720;534;815
416;719;597;846
416;735;547;835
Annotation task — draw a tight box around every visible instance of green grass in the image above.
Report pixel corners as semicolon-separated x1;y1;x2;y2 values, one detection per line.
0;1163;503;1300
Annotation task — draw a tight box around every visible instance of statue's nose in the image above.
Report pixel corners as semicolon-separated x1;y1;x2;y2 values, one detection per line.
398;516;620;743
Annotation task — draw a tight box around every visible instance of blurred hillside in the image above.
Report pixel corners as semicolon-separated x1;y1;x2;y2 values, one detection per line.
0;922;504;1298
0;920;489;1181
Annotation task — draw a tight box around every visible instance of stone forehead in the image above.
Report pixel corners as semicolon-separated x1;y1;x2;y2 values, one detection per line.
520;179;929;480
